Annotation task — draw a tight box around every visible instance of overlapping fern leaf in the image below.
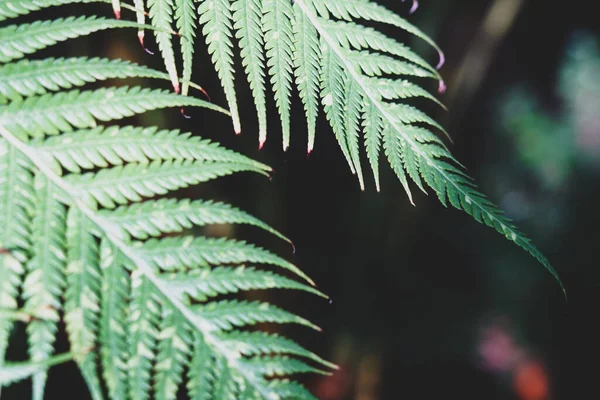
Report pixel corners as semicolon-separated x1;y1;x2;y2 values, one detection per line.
131;0;562;290
0;4;332;400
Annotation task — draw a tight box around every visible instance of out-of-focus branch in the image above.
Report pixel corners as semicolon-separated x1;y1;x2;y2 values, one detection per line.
447;0;526;123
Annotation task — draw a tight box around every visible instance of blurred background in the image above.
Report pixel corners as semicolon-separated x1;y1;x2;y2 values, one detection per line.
4;0;600;399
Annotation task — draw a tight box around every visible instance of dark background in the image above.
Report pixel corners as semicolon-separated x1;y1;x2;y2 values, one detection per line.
4;0;600;399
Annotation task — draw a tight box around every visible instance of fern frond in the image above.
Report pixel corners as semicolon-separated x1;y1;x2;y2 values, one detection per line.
293;3;322;153
22;175;67;400
139;236;313;284
99;198;288;240
195;300;320;331
347;50;438;79
0;17;142;63
221;330;336;369
267;380;318;400
243;356;328;377
0;86;227;140
127;272;160;400
99;240;129;400
186;333;215;400
320;44;355;174
0;0;143;22
154;308;190;400
64;208;103;400
233;0;268;145
130;0;560;289
262;0;295;150
174;0;197;96
35;125;264;173
0;141;34;370
148;0;180;92
0;0;87;22
0;58;168;102
315;0;444;68
0;7;330;398
2;114;326;397
198;0;240;134
292;0;564;291
66;159;265;208
162;265;325;301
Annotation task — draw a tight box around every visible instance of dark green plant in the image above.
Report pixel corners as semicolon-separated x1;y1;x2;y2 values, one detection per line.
0;0;563;399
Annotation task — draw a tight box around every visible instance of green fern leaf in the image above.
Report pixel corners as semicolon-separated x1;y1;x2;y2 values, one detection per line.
64;208;103;400
198;0;240;133
362;100;383;191
0;0;90;22
133;0;146;44
186;333;215;400
36;125;264;173
67;160;265;208
316;0;444;68
0;16;141;63
0;9;330;393
263;0;295;150
0;86;227;140
0;0;150;22
220;331;336;369
127;272;161;400
174;0;197;96
139;236;314;284
0;141;34;372
267;380;318;400
293;2;322;153
148;0;180;92
243;356;328;377
233;0;268;145
154;308;190;400
320;46;355;173
162;265;325;301
22;175;67;400
196;300;320;332
348;50;437;79
100;199;288;241
291;0;564;291
0;58;170;102
99;240;130;400
344;78;365;189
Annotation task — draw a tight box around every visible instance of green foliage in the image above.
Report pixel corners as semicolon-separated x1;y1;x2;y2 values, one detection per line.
0;0;565;399
0;3;331;400
132;0;563;291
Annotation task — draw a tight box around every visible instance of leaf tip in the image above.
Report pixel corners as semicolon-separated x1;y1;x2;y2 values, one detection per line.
112;0;121;19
